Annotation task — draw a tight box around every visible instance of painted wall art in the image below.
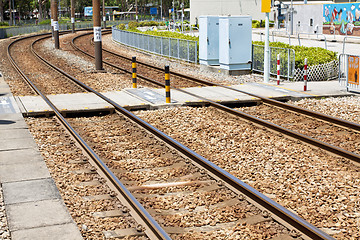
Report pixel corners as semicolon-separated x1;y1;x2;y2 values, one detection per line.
323;3;360;35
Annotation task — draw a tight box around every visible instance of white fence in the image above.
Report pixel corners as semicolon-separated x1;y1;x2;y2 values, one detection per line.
294;60;338;82
112;27;198;63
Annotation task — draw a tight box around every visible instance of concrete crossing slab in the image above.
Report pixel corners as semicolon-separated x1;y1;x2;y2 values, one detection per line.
48;92;112;111
275;81;352;98
152;88;202;103
238;82;308;98
102;90;150;110
16;92;115;116
12;81;356;116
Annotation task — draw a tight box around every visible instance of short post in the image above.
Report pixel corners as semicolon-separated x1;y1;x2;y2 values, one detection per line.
277;53;280;85
165;65;171;103
304;58;308;91
132;57;137;88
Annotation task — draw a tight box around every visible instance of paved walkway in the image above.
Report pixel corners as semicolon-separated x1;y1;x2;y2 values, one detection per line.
252;28;360;55
0;73;83;240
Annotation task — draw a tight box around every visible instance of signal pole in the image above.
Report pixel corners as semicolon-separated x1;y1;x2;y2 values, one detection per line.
71;0;75;33
93;0;103;70
261;0;271;83
102;0;106;28
52;0;60;49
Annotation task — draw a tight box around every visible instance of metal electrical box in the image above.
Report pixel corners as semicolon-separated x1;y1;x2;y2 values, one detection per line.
199;16;220;65
219;16;252;71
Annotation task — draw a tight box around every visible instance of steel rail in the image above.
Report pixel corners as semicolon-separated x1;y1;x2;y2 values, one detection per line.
8;34;171;240
71;32;360;164
36;33;334;240
96;31;360;132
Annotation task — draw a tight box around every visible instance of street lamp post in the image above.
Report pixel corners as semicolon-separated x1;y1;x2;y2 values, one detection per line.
290;0;293;35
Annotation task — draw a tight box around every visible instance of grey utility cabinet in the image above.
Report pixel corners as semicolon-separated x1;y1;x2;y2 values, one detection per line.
219;16;252;71
199;16;220;65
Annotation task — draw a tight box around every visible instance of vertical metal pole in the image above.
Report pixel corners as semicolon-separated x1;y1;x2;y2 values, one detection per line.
93;0;103;70
290;0;294;35
264;12;270;83
160;37;163;54
51;0;54;38
160;0;163;20
53;0;60;49
165;65;171;103
135;0;138;22
181;1;184;33
71;0;75;33
177;39;179;59
195;41;197;63
132;57;137;88
304;58;308;91
102;0;106;28
187;40;189;62
287;49;290;81
277;54;281;85
172;0;175;30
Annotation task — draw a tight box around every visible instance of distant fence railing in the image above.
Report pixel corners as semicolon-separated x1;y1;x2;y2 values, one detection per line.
252;44;296;80
112;27;198;63
0;21;125;39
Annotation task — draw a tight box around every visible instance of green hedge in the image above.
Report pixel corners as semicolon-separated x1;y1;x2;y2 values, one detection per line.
252;20;274;28
253;41;337;68
0;22;9;26
118;23;198;42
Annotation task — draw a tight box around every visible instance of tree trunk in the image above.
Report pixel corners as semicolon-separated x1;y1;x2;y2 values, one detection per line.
9;0;12;25
0;0;4;22
38;0;43;22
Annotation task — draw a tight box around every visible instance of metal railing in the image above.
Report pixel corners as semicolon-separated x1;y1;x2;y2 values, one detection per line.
112;27;198;63
252;44;295;80
270;30;291;45
338;53;360;93
298;32;327;49
342;36;360;54
0;21;126;39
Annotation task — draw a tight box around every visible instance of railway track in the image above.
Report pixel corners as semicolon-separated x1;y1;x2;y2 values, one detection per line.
7;32;335;239
70;31;360;165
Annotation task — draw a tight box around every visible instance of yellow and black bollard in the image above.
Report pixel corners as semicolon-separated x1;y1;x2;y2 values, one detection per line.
132;57;137;88
165;65;171;103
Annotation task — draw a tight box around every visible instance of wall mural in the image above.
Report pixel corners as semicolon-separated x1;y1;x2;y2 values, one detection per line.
323;3;360;35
